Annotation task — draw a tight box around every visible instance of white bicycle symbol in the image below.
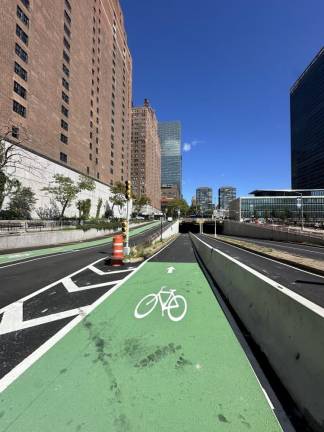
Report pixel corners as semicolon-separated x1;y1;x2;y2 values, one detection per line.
134;286;187;322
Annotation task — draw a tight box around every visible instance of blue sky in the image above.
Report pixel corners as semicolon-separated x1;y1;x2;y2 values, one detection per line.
121;0;324;204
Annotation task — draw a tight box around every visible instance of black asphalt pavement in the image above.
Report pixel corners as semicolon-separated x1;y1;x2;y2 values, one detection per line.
198;234;324;308
0;222;169;309
223;235;324;261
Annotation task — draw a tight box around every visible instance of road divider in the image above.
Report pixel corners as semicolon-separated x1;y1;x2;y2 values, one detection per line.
191;232;324;431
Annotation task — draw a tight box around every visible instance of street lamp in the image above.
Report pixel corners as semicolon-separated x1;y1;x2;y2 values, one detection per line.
296;192;304;231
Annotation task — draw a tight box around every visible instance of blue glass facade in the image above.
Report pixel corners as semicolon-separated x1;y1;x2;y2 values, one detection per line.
291;48;324;189
158;121;182;195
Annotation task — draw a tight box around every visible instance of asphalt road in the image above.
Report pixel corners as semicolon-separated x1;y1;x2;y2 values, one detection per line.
223;234;324;261
0;222;169;309
199;234;324;308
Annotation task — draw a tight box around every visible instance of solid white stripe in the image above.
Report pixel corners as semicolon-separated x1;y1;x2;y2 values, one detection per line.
194;234;324;318
0;236;177;393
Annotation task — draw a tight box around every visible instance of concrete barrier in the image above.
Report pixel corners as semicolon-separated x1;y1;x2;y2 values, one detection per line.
0;221;152;251
152;221;179;244
191;233;324;431
224;220;324;246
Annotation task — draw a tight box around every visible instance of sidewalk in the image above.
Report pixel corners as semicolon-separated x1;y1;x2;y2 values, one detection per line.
0;221;159;266
0;235;281;431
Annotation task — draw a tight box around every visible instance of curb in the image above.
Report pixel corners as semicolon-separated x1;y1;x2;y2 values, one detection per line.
204;234;324;278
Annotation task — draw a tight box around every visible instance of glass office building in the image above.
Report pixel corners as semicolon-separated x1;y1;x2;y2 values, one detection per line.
291;48;324;189
229;189;324;222
218;186;236;209
158;121;182;195
196;187;213;214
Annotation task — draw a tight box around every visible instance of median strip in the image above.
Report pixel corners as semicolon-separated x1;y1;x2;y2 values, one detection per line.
205;234;324;277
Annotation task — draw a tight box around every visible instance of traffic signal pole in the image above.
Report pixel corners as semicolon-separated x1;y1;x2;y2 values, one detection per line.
123;180;132;257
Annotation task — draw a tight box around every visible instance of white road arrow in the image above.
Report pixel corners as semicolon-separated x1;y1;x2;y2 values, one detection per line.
167;266;176;274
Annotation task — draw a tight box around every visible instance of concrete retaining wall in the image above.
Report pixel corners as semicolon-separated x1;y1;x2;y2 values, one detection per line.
224;220;324;246
0;222;151;251
191;233;324;431
152;221;179;244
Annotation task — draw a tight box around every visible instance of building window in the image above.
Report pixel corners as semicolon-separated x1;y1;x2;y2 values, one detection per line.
62;77;69;90
97;173;100;179
64;23;71;38
89;142;92;149
62;91;69;104
20;0;30;10
14;81;27;99
61;105;69;117
16;25;28;45
63;37;70;51
60;152;67;163
61;119;68;131
60;133;68;144
89;154;92;160
13;100;26;117
64;10;71;26
87;166;90;174
110;168;113;174
15;43;28;63
95;158;98;165
63;50;70;64
62;64;69;77
14;62;27;81
64;0;71;12
17;6;29;27
12;126;19;139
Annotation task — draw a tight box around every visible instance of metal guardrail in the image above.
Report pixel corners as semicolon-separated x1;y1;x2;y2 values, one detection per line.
0;220;78;233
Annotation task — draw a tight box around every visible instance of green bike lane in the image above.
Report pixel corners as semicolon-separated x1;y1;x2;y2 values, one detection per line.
0;221;159;266
0;235;281;431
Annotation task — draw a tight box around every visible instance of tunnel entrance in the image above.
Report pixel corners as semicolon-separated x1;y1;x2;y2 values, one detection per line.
179;221;224;234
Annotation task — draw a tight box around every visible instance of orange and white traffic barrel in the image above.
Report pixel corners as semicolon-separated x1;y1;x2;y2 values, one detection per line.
111;234;124;266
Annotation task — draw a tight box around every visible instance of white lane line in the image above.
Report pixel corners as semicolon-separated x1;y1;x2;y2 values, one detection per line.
88;265;134;275
0;236;176;394
0;256;107;313
235;238;324;256
195;235;324;318
0;302;91;335
0;223;159;270
202;234;324;280
62;277;121;293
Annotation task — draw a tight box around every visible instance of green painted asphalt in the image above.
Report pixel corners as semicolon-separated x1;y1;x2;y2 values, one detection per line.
0;259;281;431
0;221;159;265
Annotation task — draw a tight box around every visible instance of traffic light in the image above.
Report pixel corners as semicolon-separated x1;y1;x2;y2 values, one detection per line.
121;220;128;236
125;180;131;200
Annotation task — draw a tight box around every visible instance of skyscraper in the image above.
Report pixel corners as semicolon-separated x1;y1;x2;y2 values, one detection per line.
218;186;236;209
131;99;161;211
0;0;132;189
196;187;213;214
291;47;324;189
158;121;182;196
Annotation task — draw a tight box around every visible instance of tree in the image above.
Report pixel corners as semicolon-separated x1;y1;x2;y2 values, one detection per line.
133;194;151;215
77;198;91;220
110;181;126;216
0;124;44;210
163;198;189;217
7;183;37;219
96;198;103;219
42;174;95;219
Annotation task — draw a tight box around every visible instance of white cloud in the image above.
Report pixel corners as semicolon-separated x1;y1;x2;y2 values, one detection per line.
183;143;192;152
183;140;203;152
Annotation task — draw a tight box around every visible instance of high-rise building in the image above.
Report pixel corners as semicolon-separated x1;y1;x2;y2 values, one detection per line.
218;186;236;209
196;187;213;214
158;121;182;195
291;47;324;189
0;0;132;216
131;99;161;210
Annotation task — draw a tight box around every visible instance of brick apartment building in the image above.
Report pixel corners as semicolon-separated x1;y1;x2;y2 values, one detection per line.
0;0;132;216
131;99;161;211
